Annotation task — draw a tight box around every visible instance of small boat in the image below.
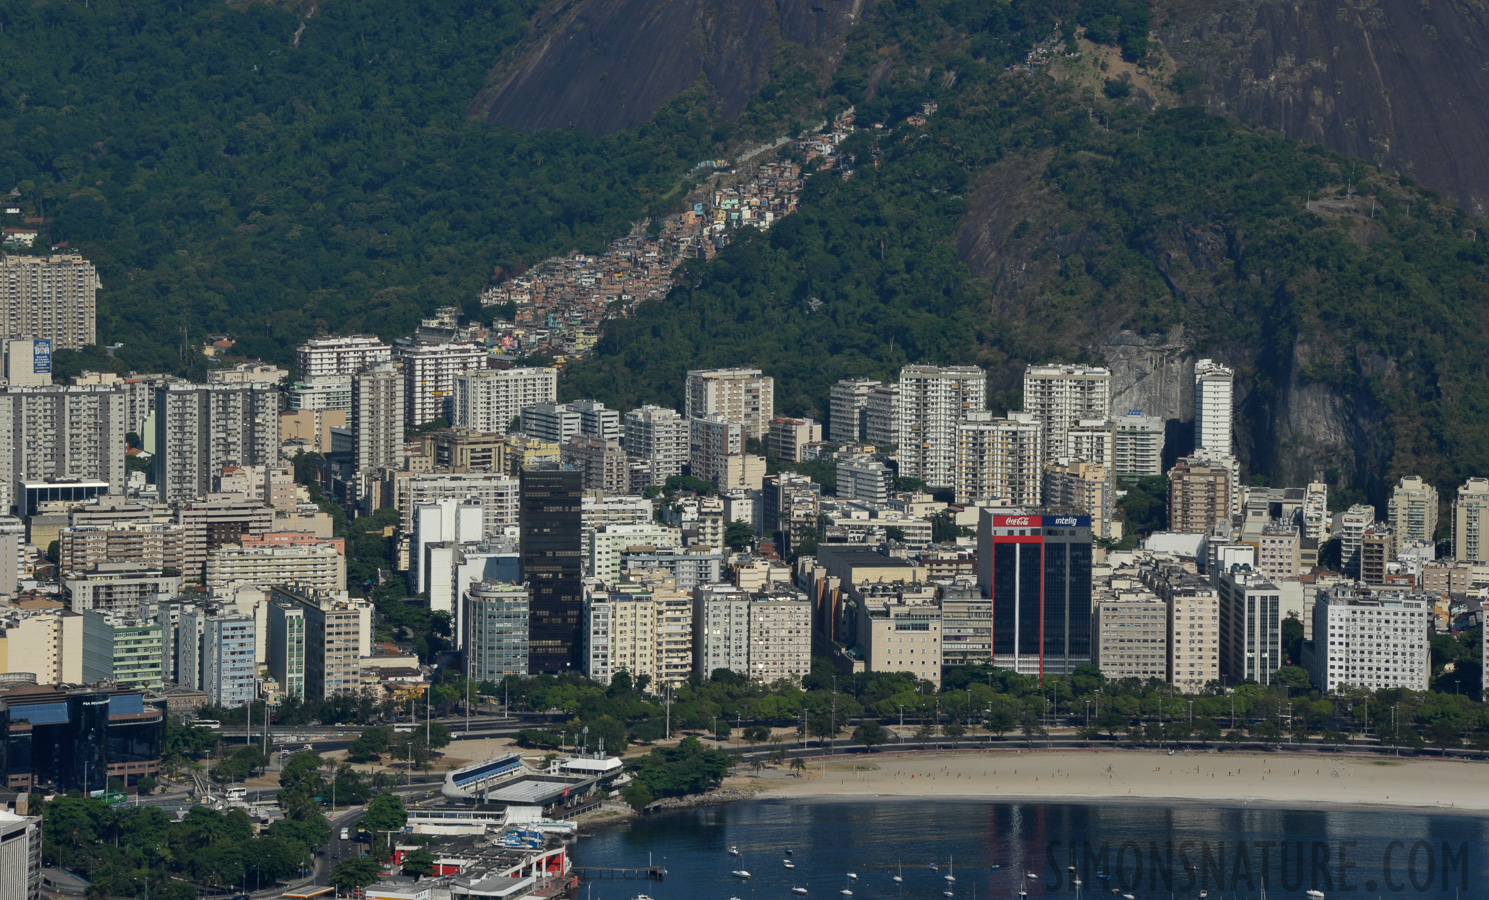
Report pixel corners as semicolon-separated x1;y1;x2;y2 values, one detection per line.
946;854;956;882
729;846;741;857
1122;894;1135;900
847;873;858;881
929;862;939;870
1027;873;1039;880
792;888;808;896
989;864;1001;871
840;892;853;898
894;862;904;884
842;875;855;896
784;860;797;870
1096;873;1112;881
1306;892;1325;899
732;870;752;879
1199;893;1208;899
786;848;794;856
943;891;953;898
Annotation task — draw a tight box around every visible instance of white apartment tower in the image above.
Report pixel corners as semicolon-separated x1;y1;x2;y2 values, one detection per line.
399;340;488;426
864;383;900;447
953;411;1041;506
453;367;557;433
522;402;582;444
624;405;690;483
829;377;880;443
352;361;405;471
1193;359;1234;456
689;413;742;484
571;399;622;442
152;383;280;504
296;335;392;381
0;385;129;511
1112;412;1165;477
898;364;987;486
0;253;99;349
1021;364;1111;465
1387;475;1438;551
684;368;774;438
1306;588;1429;693
1453;477;1489;563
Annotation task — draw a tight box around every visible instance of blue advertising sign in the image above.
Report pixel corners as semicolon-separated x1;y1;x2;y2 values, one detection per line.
32;339;50;374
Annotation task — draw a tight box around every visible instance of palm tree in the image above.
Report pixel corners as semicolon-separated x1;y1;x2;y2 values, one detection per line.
789;757;807;776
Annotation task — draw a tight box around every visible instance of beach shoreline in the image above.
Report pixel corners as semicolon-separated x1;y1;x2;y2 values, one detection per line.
731;748;1487;815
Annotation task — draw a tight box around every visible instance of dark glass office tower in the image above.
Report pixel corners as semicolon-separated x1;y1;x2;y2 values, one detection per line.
520;465;584;673
978;511;1093;677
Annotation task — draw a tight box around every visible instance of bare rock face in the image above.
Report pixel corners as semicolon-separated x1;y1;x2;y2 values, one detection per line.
471;0;869;135
1157;0;1489;215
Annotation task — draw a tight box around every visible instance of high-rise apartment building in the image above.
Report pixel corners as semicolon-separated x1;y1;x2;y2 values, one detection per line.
1387;475;1438;551
0;253;98;349
399;471;519;537
271;586;370;701
684;368;774;438
938;583;992;669
688;583;812;684
582;584;656;686
0;608;85;685
421;426;505;473
398;340;489;426
352;361;405;472
570;399;622;442
80;610;164;690
0;810;42;900
954;411;1041;506
464;582;530;680
1302;482;1329;543
1065;418;1114;466
1216;569;1281;685
864;384;899;447
267;600;307;700
1193;359;1234;456
453;367;557;433
1142;564;1221;692
766;416;822;464
522;402;582;444
205;543;346;594
286;375;353;412
838;457;893;505
1112;412;1166;477
689;414;742;484
1452;477;1489;563
898;365;987;486
0;384;129;511
152;383;280;504
829;377;880;442
1092;593;1169;681
296;335;392;381
59;521;186;577
1339;503;1376;578
623;405;690;484
1305;587;1429;692
1021;364;1111;465
1043;459;1115;540
561;436;629;495
520;466;583;673
1167;456;1233;533
180;609;256;708
976;510;1094;675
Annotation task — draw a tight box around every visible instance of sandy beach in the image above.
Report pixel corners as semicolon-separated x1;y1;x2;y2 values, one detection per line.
743;749;1488;814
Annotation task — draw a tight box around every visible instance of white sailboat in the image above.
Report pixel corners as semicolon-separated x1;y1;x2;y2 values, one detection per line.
893;862;904;884
731;869;751;879
946;855;957;882
792;887;809;896
1305;892;1325;899
840;874;855;897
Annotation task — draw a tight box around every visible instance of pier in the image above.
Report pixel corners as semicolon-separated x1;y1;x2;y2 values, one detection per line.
571;866;667;882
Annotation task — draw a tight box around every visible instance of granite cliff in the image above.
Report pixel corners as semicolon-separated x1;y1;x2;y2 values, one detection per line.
470;0;870;135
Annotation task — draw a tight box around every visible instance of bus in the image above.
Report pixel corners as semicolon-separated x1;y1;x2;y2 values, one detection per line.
225;787;247;802
393;724;415;733
193;719;221;730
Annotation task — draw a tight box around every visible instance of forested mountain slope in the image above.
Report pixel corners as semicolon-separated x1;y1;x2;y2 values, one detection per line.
0;0;720;375
565;0;1489;497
